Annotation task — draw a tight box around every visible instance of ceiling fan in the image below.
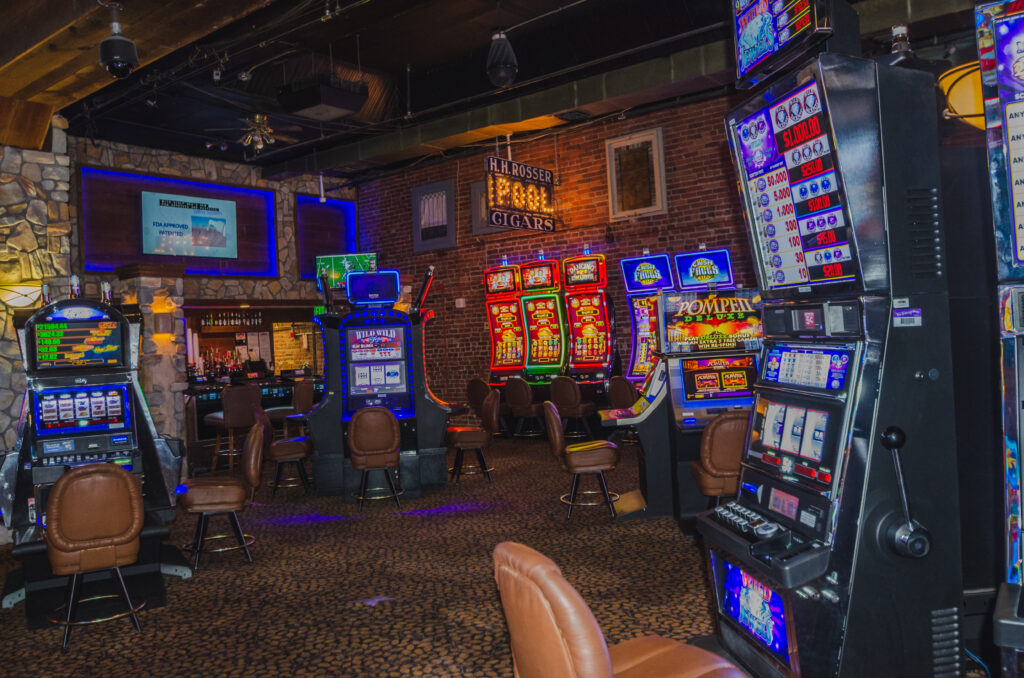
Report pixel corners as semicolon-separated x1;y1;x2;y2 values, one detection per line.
204;113;302;153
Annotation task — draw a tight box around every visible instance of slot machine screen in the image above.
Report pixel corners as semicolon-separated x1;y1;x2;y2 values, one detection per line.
34;384;132;438
564;258;600;285
485;268;517;294
680;356;757;402
521;262;557;291
735;0;826;83
487;300;525;368
711;552;792;667
345;327;411;411
34;319;123;370
748;393;844;480
565;293;609;364
522;295;563;366
731;78;862;290
762;345;852;393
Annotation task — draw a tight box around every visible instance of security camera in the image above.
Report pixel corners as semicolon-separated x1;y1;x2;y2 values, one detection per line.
98;3;138;80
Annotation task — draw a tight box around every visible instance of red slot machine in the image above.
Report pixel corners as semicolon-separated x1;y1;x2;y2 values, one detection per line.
562;253;614;386
483;263;526;384
520;258;567;384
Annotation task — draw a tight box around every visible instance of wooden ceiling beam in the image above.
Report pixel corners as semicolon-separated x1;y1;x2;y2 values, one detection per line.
0;96;55;150
0;0;277;111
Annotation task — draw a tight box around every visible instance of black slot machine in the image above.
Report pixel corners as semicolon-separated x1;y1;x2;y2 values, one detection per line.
306;269;449;499
619;252;676;383
0;295;185;623
562;252;614;393
483;261;526;385
696;48;967;677
519;258;568;384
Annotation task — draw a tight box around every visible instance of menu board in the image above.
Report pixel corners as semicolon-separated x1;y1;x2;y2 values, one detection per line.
735;0;818;80
762;345;850;391
35;320;122;370
522;294;563;365
35;385;131;437
346;327;404;362
733;79;860;289
566;293;609;365
488;300;526;368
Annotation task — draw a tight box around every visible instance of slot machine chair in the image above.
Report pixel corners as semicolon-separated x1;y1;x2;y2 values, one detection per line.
690;410;749;504
254;406;313;496
347;407;404;512
550;376;596;439
467;377;512;435
179;422;263;571
607;376;640;446
542;402;619;519
493;541;745;678
45;464;145;651
203;384;262;472
266;379;316;439
506;377;545;437
446;390;499;483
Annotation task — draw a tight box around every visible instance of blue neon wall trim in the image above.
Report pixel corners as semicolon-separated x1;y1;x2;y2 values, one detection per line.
80;167;277;276
296;195;358;279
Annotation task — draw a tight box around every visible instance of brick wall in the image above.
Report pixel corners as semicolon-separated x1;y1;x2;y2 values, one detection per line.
272;321;323;371
357;95;754;404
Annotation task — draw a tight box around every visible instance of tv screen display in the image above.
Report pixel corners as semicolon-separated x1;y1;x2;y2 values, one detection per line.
34;384;132;438
141;191;238;258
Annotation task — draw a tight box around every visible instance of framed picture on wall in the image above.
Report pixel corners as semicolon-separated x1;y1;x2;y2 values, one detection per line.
412;179;456;252
605;127;667;220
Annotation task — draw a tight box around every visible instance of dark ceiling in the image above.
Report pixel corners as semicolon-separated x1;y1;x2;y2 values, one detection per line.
61;0;731;172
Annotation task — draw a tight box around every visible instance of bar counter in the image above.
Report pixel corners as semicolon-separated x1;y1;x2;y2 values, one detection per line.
186;376;324;441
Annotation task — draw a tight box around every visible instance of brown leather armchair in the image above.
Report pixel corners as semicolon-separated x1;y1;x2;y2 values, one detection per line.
44;464;145;651
543;401;619;518
550;376;596;439
348;407;403;511
446;389;500;482
254;405;313;496
505;377;544;436
202;383;262;471
180;421;264;571
493;541;746;678
691;410;750;498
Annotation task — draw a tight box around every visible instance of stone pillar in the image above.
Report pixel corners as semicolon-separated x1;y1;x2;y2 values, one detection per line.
116;265;187;440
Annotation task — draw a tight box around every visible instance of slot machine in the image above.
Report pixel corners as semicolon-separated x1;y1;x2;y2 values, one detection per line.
696;53;966;677
483;263;526;385
0;295;184;621
306;269;449;499
519;258;568;385
562;253;614;392
619;253;676;383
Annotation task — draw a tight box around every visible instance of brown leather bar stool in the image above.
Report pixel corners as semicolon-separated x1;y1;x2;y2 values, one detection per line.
466;377;492;417
607;376;640;446
446;390;500;482
505;377;544;437
543;401;619;518
348;407;403;511
180;421;264;571
254;405;313;496
44;464;145;651
493;542;746;678
203;384;261;472
691;409;750;503
550;376;596;439
266;380;316;438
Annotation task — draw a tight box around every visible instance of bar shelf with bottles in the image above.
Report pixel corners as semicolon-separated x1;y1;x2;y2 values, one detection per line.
183;302;325;441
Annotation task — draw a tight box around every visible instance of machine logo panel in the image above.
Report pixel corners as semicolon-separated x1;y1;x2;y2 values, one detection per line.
621;254;675;293
662;291;763;353
675;249;735;290
733;79;861;289
714;553;792;666
488;301;526;368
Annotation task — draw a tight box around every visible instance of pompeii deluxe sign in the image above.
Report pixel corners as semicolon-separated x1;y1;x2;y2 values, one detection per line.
486;156;557;232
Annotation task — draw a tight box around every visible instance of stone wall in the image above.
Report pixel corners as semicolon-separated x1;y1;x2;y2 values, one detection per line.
0;133;73;448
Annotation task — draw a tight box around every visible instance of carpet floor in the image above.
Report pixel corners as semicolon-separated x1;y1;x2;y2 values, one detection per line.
0;437;718;677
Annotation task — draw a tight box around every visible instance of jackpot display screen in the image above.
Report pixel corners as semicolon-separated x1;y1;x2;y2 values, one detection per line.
487;300;526;368
713;553;791;666
735;0;819;81
34;319;123;370
733;78;861;290
522;295;564;366
34;384;132;438
680;355;757;402
566;293;609;365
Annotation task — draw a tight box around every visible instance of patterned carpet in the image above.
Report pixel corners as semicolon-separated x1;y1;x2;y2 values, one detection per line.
0;438;718;677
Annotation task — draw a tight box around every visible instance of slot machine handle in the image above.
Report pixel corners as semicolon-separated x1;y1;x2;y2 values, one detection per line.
879;426;932;558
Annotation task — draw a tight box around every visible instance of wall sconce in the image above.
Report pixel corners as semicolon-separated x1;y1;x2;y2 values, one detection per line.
152;312;174;335
0;281;42;308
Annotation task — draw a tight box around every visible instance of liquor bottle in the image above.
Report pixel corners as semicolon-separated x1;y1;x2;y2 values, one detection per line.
41;284;51;305
101;281;112;303
69;275;81;298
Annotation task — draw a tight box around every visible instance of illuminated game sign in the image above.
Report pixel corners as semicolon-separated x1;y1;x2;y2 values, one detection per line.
990;10;1024;263
680;356;757;401
564;258;600;285
485;156;556;232
675;249;735;290
732;78;861;290
662;290;763;353
621;254;675;293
